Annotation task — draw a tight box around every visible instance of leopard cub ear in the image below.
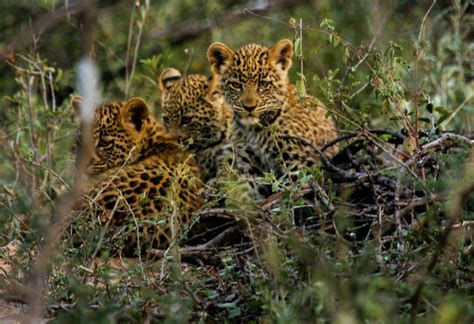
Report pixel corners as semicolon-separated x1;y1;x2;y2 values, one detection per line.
159;68;182;93
269;39;293;71
207;42;234;75
122;97;149;133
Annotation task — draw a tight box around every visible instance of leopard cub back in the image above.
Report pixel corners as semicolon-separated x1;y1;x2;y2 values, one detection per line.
159;68;233;183
72;96;202;255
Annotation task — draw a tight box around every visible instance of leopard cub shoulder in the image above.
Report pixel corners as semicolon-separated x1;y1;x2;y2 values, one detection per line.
72;96;202;255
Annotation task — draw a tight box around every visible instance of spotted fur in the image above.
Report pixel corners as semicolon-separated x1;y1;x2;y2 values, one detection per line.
207;39;339;178
72;97;202;255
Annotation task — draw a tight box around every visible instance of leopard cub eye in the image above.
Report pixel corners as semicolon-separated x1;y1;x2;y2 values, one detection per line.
181;116;193;125
259;79;272;87
228;80;241;89
98;138;113;148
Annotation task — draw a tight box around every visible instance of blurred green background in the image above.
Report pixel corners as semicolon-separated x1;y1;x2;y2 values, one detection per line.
1;0;472;131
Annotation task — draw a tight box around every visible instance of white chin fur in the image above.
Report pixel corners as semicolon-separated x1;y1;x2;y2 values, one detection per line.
238;115;260;126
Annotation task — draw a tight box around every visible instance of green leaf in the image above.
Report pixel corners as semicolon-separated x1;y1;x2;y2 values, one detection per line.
272;181;279;193
434;106;449;115
378;134;392;142
217;302;237;309
228;307;241;319
55;68;63;82
425;103;433;113
200;290;218;298
435;112;450;127
296;79;306;97
320;18;334;31
342;46;350;63
418;117;431;124
294;37;301;55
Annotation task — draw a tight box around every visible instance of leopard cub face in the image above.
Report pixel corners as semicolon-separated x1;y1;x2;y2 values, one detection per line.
159;68;230;152
207;39;293;127
72;97;155;174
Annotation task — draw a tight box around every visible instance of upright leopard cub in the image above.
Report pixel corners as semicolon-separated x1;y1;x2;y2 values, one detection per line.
72;97;202;255
207;39;339;178
158;68;270;201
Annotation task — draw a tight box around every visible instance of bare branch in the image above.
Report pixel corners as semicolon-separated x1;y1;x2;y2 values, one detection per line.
406;132;474;167
145;0;304;45
282;134;401;191
321;128;406;152
5;1;84;53
4;1;125;54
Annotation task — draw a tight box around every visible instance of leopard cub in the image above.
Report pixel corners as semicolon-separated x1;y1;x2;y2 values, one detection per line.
71;96;202;255
207;39;339;179
159;68;233;183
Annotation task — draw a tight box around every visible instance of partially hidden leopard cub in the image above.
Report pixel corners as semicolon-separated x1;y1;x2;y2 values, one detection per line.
71;96;202;255
158;68;233;183
158;68;270;202
207;39;339;179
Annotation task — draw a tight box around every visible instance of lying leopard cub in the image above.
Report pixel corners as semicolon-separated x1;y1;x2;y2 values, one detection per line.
71;97;202;255
207;39;339;178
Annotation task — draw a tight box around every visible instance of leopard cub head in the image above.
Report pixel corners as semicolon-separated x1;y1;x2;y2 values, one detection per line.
72;96;151;174
207;39;293;128
159;68;231;151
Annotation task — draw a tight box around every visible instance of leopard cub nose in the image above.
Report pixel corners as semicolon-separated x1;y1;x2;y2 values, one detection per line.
241;97;257;112
242;103;257;112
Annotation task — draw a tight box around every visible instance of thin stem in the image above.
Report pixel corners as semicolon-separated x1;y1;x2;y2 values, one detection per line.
414;0;437;149
124;1;149;97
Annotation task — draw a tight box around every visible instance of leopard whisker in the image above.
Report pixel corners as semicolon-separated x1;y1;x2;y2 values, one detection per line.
232;104;247;113
254;105;277;113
